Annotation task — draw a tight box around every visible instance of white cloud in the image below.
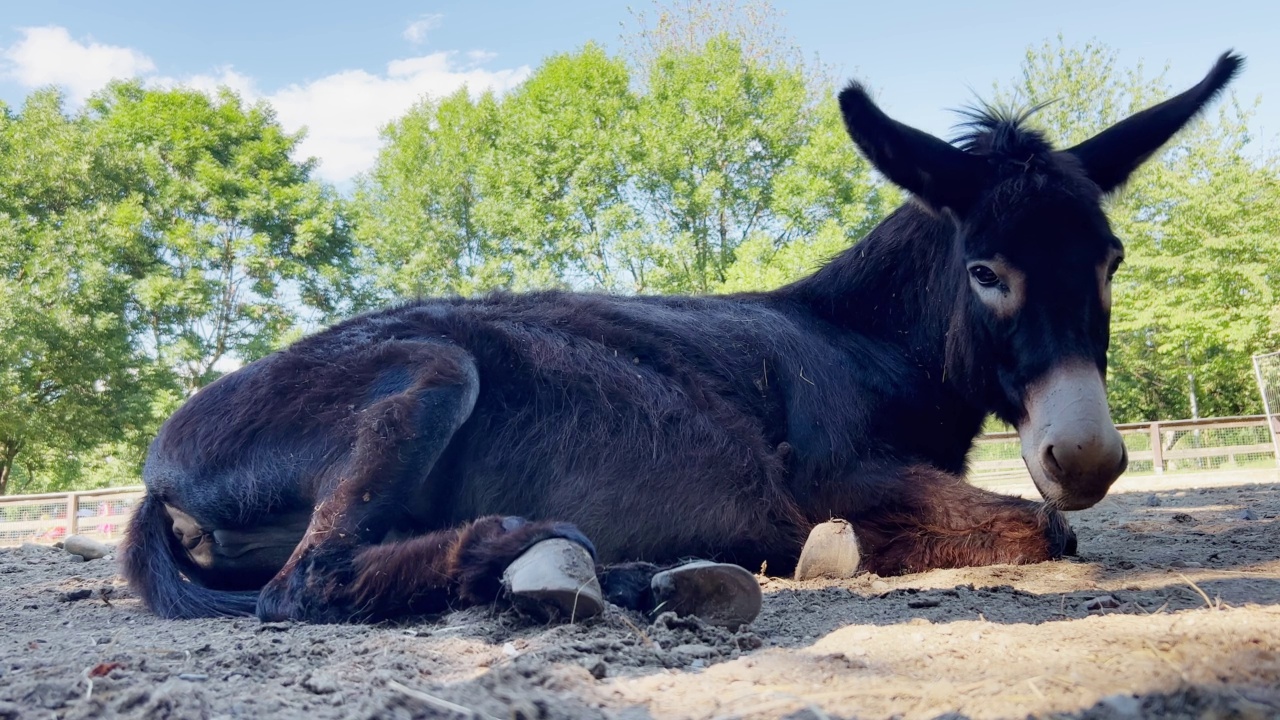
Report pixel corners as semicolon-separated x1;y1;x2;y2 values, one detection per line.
264;53;529;183
1;26;156;102
403;14;444;45
0;25;530;184
159;66;259;100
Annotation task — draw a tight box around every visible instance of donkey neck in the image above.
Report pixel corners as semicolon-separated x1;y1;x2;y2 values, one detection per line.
784;202;964;367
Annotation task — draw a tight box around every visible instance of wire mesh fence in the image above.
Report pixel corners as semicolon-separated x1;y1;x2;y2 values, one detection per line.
0;488;143;547
970;415;1280;484
1255;351;1280;468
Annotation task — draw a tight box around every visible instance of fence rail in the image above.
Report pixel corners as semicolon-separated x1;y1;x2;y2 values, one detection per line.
1;415;1277;547
0;486;144;548
969;414;1280;482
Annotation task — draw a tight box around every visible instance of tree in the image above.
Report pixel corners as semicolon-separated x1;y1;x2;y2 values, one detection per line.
0;81;357;494
482;44;639;292
354;88;503;298
716;92;900;292
0;90;153;494
358;2;893;298
995;38;1280;422
628;35;812;292
90;81;357;392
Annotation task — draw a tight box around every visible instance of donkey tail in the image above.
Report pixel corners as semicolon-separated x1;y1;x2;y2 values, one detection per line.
120;494;258;619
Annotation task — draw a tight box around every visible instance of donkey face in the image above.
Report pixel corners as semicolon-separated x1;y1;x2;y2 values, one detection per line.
959;177;1127;510
838;52;1243;509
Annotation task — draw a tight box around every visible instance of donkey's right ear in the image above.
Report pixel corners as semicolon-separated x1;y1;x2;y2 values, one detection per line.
839;82;988;216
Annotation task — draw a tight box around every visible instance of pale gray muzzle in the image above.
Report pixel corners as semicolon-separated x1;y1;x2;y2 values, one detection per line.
1018;362;1127;510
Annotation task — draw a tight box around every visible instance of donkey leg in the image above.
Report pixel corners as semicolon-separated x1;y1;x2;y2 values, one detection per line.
256;343;476;621
255;343;599;623
258;514;601;623
849;465;1076;576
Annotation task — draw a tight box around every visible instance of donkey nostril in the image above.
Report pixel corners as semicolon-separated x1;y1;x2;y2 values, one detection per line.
1041;444;1063;475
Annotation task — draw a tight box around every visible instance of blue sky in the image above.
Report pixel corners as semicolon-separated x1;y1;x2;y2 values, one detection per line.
1;1;1273;186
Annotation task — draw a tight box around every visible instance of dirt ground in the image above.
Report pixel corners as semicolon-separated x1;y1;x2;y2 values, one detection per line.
3;472;1279;720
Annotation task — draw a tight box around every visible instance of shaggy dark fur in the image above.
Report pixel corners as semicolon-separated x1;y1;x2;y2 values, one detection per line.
121;52;1243;623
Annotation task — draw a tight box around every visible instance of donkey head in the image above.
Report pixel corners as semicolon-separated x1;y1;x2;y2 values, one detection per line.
838;52;1243;510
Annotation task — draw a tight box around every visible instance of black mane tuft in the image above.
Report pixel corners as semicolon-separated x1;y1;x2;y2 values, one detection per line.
951;101;1056;166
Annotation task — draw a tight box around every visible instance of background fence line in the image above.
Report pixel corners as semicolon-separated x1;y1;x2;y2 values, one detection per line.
1;415;1277;548
0;486;143;548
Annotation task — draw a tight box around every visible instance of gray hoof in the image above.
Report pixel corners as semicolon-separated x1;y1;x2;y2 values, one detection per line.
650;561;762;630
502;539;605;622
794;519;862;580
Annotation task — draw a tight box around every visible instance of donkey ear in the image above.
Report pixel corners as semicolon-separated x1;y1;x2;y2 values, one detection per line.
838;82;988;215
1066;52;1244;194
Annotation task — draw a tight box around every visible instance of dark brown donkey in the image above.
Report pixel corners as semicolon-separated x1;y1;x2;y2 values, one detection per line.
122;52;1242;625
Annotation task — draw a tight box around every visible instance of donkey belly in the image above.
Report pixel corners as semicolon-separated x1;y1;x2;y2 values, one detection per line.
447;409;801;569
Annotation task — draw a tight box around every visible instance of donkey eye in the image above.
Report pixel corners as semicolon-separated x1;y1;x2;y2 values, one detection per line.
969;265;1001;287
1106;256;1124;281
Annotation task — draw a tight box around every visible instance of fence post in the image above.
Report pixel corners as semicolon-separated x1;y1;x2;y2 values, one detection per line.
1149;422;1164;474
67;492;79;537
1271;415;1280;469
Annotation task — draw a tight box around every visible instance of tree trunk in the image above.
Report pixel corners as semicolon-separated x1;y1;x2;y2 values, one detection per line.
1188;372;1200;420
0;443;18;496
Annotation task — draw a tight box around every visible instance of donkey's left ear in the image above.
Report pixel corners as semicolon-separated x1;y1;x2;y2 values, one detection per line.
839;82;988;215
1066;51;1244;194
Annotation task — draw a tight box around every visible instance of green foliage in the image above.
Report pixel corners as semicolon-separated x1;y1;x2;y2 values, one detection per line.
89;81;358;391
0;83;351;494
0;90;152;494
357;35;888;297
996;38;1280;422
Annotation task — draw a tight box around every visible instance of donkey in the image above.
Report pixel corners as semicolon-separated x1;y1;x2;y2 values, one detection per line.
122;52;1242;626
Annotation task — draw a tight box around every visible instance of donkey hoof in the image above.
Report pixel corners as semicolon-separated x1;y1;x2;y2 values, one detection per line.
502;538;604;622
650;561;762;630
795;519;863;581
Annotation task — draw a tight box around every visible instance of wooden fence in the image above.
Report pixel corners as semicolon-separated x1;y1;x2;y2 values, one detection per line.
0;415;1276;548
969;414;1280;482
0;486;143;548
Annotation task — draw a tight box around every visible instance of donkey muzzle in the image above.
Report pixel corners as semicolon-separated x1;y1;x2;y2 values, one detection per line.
1019;361;1127;510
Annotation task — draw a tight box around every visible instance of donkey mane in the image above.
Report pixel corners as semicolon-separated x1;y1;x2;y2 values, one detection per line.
952;102;1055;158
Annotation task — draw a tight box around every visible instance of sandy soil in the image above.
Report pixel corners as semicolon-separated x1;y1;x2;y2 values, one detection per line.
2;473;1279;720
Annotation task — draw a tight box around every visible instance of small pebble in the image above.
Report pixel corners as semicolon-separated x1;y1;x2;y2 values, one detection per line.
1170;513;1195;524
672;643;714;659
907;597;941;609
302;671;339;695
582;658;608;678
1099;693;1141;717
1235;508;1257;521
63;535;112;561
870;580;889;592
1085;595;1121;610
1143;494;1161;507
59;589;92;603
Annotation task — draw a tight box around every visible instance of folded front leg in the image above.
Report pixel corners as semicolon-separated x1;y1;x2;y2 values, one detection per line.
257;514;599;623
848;465;1076;576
